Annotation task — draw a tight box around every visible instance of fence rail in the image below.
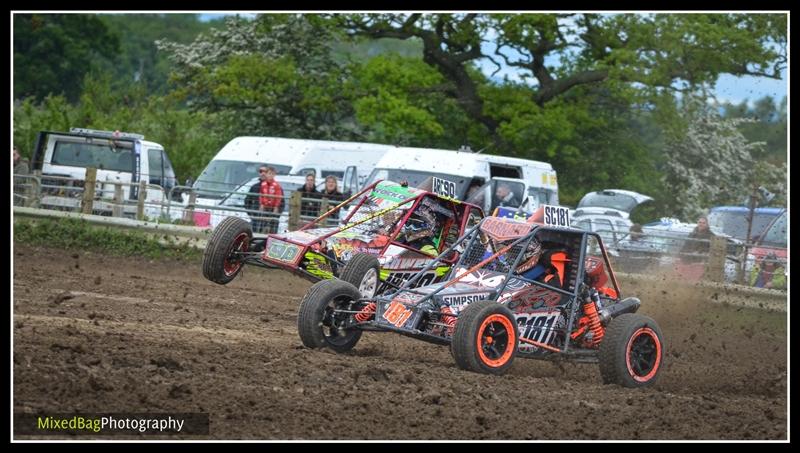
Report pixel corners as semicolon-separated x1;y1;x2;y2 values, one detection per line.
13;171;785;293
13;170;343;235
595;228;786;291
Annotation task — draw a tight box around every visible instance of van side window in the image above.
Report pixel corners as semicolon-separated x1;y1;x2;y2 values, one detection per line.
148;148;164;186
489;164;522;179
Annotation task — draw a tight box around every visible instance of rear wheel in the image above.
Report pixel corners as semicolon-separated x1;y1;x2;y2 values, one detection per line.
339;253;381;298
202;217;252;284
451;300;518;375
599;313;664;388
297;279;364;353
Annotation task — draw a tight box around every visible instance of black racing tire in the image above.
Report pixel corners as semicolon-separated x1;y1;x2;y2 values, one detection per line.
451;300;519;375
339;253;381;298
202;217;252;285
599;313;664;388
297;279;364;353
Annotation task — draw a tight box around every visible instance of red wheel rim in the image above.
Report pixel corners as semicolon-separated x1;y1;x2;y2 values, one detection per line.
223;232;250;276
625;327;662;382
476;314;515;367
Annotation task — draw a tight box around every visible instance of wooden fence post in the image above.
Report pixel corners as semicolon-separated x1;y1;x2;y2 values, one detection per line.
136;180;147;220
288;191;302;231
182;191;197;225
81;167;97;214
706;236;727;282
112;183;124;217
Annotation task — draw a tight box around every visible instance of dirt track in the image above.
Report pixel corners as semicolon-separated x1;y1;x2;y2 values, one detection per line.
13;243;787;440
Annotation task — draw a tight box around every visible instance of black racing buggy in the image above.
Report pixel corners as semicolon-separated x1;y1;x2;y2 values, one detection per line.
297;207;664;388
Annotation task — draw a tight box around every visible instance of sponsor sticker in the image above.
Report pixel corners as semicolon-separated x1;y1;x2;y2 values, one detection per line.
441;293;491;306
479;216;533;241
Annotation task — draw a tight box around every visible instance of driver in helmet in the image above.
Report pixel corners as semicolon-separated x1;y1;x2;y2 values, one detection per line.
399;206;439;256
516;238;566;289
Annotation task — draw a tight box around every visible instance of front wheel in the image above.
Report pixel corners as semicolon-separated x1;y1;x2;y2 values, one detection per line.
202;217;252;284
339;253;381;298
297;279;364;353
451;300;518;375
599;313;664;388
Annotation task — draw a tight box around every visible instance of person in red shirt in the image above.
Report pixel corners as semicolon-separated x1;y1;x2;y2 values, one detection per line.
245;166;284;233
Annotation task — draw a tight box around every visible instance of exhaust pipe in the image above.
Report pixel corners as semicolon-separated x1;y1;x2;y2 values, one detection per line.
599;297;640;325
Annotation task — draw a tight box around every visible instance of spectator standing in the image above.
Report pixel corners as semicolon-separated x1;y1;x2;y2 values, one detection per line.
13;147;30;206
299;172;321;218
680;216;714;264
321;175;344;204
245;166;283;233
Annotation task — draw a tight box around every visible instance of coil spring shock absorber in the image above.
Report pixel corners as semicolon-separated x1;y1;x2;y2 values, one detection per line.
440;306;457;335
354;302;376;322
582;290;605;347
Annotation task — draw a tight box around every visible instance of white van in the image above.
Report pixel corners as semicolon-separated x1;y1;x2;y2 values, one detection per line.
31;128;178;217
364;146;559;214
191;137;392;201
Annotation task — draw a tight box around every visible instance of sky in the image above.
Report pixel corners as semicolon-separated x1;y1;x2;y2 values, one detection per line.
198;13;788;107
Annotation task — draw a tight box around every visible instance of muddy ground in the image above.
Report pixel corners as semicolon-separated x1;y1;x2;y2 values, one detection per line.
12;243;787;440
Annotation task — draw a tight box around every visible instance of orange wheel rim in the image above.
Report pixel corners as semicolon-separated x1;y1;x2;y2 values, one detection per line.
476;314;515;367
626;327;662;382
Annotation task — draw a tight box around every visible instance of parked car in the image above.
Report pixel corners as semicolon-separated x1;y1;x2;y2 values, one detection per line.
746;209;787;289
707;206;786;243
571;190;654;246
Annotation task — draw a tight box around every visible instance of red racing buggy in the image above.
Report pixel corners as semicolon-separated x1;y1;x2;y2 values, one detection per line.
202;180;484;297
297;207;665;387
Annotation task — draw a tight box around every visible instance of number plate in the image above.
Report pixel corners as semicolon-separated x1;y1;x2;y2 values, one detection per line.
382;301;414;328
432;177;457;199
542;205;570;228
266;240;300;263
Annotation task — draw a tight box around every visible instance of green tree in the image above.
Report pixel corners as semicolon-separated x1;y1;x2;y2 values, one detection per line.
96;14;222;95
157;14;364;140
721;95;787;166
333;13;786;149
13;73;228;182
13;14;120;102
661;96;785;220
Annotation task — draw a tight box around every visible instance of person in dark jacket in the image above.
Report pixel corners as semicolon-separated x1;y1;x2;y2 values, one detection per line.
680;216;714;263
299;172;321;218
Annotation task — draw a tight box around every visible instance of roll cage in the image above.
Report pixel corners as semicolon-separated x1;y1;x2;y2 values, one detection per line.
374;216;623;355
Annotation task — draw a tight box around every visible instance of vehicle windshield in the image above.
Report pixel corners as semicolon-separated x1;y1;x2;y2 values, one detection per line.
193;160;292;199
366;168;471;200
51;140;133;172
759;212;787;248
707;210;778;242
465;179;527;213
528;187;557;209
578;192;639;213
